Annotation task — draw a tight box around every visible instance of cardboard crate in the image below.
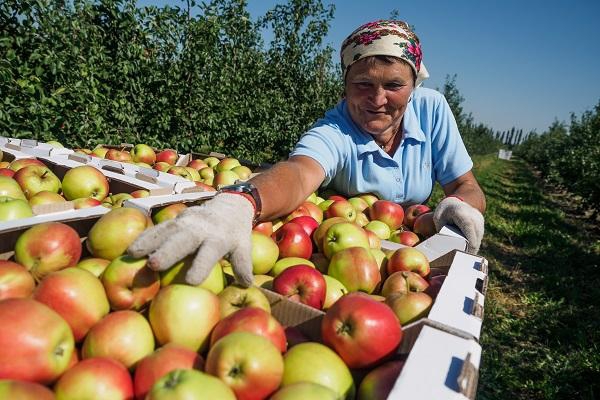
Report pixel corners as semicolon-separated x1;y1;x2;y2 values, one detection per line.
2;139;74;158
1;143;40;163
123;191;217;216
382;225;470;262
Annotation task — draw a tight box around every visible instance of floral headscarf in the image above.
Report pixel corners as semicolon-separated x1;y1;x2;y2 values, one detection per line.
340;20;429;87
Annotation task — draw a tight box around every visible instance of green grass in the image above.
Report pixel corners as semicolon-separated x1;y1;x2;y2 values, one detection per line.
452;155;600;399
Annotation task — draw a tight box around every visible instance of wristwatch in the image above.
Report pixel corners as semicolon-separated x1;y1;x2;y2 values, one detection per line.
219;182;262;224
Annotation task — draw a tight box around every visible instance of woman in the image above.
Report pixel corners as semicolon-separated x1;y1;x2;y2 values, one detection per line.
128;20;486;287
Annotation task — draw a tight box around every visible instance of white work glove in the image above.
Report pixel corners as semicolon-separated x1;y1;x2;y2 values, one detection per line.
433;197;485;254
127;193;254;286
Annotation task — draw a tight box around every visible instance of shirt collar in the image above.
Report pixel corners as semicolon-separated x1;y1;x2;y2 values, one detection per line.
343;100;426;155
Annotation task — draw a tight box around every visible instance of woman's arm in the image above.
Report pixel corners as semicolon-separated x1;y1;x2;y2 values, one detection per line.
441;170;486;214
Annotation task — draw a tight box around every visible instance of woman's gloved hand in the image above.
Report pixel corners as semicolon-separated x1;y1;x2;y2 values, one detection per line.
433;197;485;254
127;193;254;286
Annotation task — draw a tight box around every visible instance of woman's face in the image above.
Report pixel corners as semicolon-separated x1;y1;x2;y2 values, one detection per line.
345;57;415;138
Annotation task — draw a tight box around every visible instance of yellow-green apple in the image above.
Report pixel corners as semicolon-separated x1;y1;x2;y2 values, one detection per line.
358;193;379;207
323;222;370;259
365;229;382;249
0;168;14;177
46;140;63;147
385;291;433;325
272;222;313;259
354;211;370;227
75;148;93;155
33;267;110;342
102;192;134;208
348;196;369;213
318;199;334;211
272;265;326;309
72;197;102;209
215;157;241;172
101;255;160;311
131;144;157;165
76;257;111;277
147;369;236;400
403;204;431;229
9;158;45;172
199;166;215;180
184;166;201;181
210;307;287;352
106;149;132;162
0;197;33;221
14;222;82;281
218;284;271;317
0;380;55;400
271;217;284;232
281;342;355;399
251;231;279;274
312;216;347;253
28;190;66;206
286;201;323;224
0;260;35;300
253;221;273;236
61;165;109;201
134;344;205;400
54;357;134;400
92;147;109;158
371;248;387;270
86;207;152;260
424;275;446;299
287;215;319;237
387;247;430;278
149;285;220;352
321;293;402;369
305;192;318;203
167;166;194;181
203;156;220;168
153;161;171;172
152;203;187;224
357;360;405;400
160;256;226;294
187;158;208;170
328;246;381;294
232;165;252;180
131;189;150;198
270;257;315;277
213;170;240;188
369;200;404;230
380;271;429;298
323;274;348;309
156;149;178;165
194;181;217;191
82;310;155;369
13;165;61;199
389;229;420;246
325;199;356;222
0;175;26;199
271;382;337;399
0;298;75;384
206;332;284;400
364;220;391;240
413;211;437;239
253;274;274;289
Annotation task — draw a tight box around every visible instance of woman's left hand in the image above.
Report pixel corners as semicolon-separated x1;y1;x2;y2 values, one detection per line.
433;197;485;254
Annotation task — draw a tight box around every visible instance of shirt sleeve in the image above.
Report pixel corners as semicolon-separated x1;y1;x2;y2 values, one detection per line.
430;95;473;186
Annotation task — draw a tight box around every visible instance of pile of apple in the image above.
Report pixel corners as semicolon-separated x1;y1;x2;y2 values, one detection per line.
0;155;162;222
77;143;253;190
0;192;445;399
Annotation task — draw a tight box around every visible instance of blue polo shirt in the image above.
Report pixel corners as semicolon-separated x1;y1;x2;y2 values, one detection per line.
290;87;472;205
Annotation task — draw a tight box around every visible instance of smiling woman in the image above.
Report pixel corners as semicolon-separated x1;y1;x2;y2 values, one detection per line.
125;19;487;288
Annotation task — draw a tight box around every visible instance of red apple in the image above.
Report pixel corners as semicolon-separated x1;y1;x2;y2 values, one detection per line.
14;222;82;281
134;344;205;400
72;197;103;209
325;199;356;222
321;293;402;368
156;149;178;165
13;165;62;199
101;255;161;311
413;211;437;239
34;267;110;342
82;310;155;369
389;229;420;246
403;204;431;229
153;161;171;172
54;357;134;399
327;246;381;294
385;291;433;325
150;285;221;352
61;165;109;201
357;360;405;400
272;222;313;259
206;332;284;400
210;307;287;352
8;158;45;172
369;200;404;230
299;201;324;224
0;298;75;384
272;265;326;309
327;194;347;202
253;221;273;236
131;189;151;198
106;149;132;162
0;260;35;300
424;274;446;299
387;247;430;278
187;158;208;170
287;215;319;238
131;144;157;165
365;229;382;249
91;147;109;158
0;168;15;177
152;203;187;224
284;326;310;348
380;270;429;298
28;190;66;206
147;368;235;400
0;380;55;399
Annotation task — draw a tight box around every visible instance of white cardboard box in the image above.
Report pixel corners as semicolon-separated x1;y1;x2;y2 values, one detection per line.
381;225;469;262
123;191;217;215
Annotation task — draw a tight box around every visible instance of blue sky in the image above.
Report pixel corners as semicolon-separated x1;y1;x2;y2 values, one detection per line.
138;0;600;134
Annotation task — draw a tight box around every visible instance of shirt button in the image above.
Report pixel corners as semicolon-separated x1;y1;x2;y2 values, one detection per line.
396;178;401;182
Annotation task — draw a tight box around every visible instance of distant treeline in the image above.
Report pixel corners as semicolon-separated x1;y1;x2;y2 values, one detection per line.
1;0;501;162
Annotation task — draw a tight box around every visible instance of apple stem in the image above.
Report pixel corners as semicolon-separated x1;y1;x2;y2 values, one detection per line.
228;365;243;378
